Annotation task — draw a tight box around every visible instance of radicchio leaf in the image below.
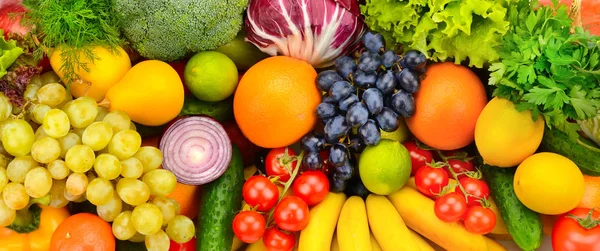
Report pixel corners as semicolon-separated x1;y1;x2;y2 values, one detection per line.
0;65;42;107
244;0;366;68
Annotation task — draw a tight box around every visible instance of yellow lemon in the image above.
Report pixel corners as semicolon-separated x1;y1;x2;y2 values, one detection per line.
475;97;545;167
514;152;585;215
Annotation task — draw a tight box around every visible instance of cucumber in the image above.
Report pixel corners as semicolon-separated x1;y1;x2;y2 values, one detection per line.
539;128;600;176
179;96;234;122
481;165;543;251
196;145;244;251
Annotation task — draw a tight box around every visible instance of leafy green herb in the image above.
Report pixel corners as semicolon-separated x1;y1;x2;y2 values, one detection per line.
489;0;600;141
0;30;24;78
21;0;123;85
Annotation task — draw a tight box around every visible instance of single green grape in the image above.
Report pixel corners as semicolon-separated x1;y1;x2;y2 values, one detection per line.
108;130;142;160
112;211;137;240
131;203;163;235
24;167;53;198
116;178;150;206
49;178;69;208
2;182;29;210
65;97;98;128
57;132;81;159
57;91;73;110
38;71;60;85
142;169;177;197
42;109;70;138
48;160;70;180
120;158;144;179
82;122;113;151
63;188;83;202
34;126;50;140
28;75;42;86
23;84;40;102
86;178;114;206
1;119;35;157
31;136;61;164
150;196;178;225
0;93;13;121
71;127;86;138
129;232;146;243
65;145;95;173
145;229;170;251
37;83;66;107
133;146;163;173
0;197;16;227
6;156;37;183
0;167;8;192
103;110;131;133
31;104;51;125
65;172;88;196
94;154;122;180
0;154;10;168
129;122;136;131
165;215;195;244
95;106;110;122
97;191;123;222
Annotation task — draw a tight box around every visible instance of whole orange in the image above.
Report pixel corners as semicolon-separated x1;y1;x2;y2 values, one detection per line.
578;175;600;209
49;213;115;251
406;62;487;150
233;56;320;148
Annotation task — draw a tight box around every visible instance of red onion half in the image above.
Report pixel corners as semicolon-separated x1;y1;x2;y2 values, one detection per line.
159;116;232;185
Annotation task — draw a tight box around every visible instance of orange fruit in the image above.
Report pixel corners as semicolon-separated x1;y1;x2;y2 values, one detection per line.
406;62;487;150
578;175;600;208
233;56;320;148
49;213;115;251
167;182;202;219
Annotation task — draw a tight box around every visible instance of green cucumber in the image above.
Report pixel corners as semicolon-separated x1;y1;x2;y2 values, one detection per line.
481;165;543;251
539;128;600;176
179;96;234;122
196;145;244;251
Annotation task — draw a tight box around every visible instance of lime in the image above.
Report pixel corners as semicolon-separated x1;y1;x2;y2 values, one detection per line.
380;118;411;143
183;51;238;102
359;139;411;195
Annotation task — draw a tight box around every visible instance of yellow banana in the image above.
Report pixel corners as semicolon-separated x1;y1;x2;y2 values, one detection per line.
331;231;341;251
246;239;267;251
299;192;347;251
231;237;244;251
370;232;382;251
407;229;434;251
336;196;371;251
366;194;420;251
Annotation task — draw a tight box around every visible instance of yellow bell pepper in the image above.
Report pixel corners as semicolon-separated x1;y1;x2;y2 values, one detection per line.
0;196;70;251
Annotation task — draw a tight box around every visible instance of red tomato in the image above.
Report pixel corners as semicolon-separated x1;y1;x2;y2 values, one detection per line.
463;206;496;234
169;237;196;251
552;208;600;251
242;176;280;211
263;227;296;251
266;147;298;182
434;192;468;222
445;159;475;180
232;211;267;243
292;171;330;206
273;196;310;232
403;141;434;175
459;177;490;206
414;166;449;197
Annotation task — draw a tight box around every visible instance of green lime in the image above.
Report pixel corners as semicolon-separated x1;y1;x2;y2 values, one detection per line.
359;139;411;195
184;51;238;102
380;118;411;143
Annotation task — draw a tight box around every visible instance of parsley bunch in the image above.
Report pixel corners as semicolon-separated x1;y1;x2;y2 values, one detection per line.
489;0;600;141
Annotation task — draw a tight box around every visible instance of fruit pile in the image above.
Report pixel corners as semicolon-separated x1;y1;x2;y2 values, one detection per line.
0;72;194;250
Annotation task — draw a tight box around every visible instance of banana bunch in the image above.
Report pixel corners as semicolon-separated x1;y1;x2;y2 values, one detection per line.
297;192;434;251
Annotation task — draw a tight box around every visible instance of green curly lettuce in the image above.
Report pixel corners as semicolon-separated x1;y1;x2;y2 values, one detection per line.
0;30;24;79
360;0;516;68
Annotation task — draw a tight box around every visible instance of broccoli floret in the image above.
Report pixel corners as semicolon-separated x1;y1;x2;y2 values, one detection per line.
112;0;248;61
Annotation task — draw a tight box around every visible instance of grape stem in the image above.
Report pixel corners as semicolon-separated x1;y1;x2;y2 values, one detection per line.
267;151;304;225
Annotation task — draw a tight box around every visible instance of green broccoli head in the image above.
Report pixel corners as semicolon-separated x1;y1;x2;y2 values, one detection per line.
112;0;248;61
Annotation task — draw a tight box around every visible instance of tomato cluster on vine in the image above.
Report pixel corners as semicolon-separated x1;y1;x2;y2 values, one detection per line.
404;141;497;235
232;147;330;250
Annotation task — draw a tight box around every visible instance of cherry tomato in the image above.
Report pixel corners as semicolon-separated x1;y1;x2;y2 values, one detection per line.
552;208;600;251
232;211;267;243
414;166;449;197
445;159;475;180
263;227;296;251
242;175;280;211
459;177;490;206
434;192;468;222
292;171;330;206
463;205;496;234
169;237;196;251
403;141;434;176
273;196;310;232
266;147;298;182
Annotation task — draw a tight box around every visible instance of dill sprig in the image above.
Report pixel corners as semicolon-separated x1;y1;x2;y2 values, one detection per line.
21;0;124;85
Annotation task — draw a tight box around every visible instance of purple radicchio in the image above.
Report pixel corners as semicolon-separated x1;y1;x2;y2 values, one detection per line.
244;0;366;68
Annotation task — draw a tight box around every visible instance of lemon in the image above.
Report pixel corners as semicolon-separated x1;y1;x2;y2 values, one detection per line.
359;139;411;195
514;152;585;215
183;51;239;102
475;97;545;167
380;118;411;143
